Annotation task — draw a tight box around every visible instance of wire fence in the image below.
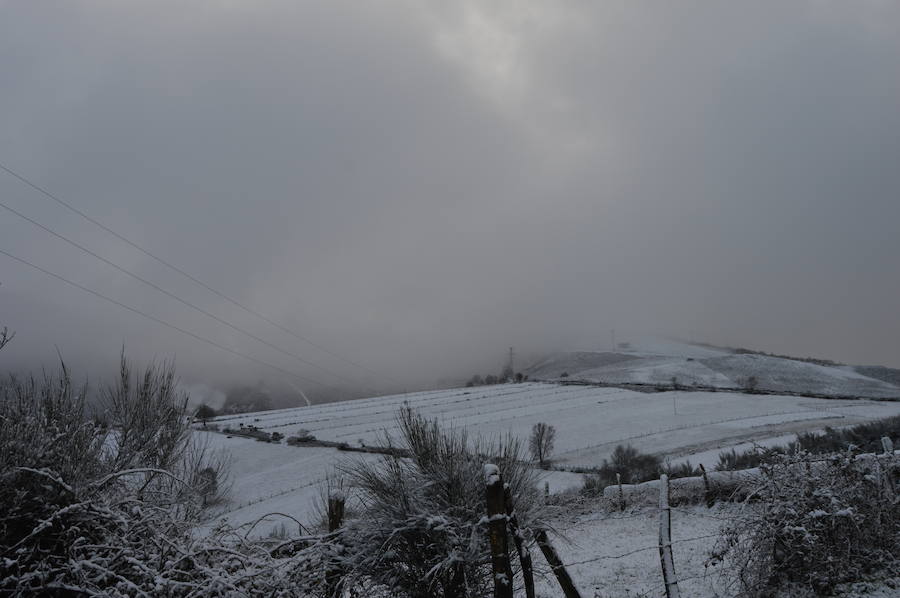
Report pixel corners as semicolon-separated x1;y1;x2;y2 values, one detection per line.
499;472;746;598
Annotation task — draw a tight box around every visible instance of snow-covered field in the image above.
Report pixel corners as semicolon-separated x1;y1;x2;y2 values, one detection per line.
198;335;900;596
201;380;900;537
535;501;735;597
526;339;900;399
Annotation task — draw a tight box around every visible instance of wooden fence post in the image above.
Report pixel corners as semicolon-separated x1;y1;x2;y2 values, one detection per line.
328;493;345;532
534;529;582;598
658;474;681;598
325;492;345;598
699;463;714;508
504;485;535;598
484;464;514;598
616;472;626;511
880;437;896;498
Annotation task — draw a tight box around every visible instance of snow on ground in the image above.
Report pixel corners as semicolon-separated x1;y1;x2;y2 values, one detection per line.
533;469;586;494
200;339;900;591
535;497;900;597
536;486;900;598
674;434;798;470
527;339;900;398
201;381;900;536
209;383;900;469
534;501;737;597
526;352;642;380
580;356;735;387
200;418;587;536
199;431;383;536
618;338;732;359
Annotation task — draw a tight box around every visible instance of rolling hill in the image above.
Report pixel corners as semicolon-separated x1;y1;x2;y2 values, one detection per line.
525;338;900;399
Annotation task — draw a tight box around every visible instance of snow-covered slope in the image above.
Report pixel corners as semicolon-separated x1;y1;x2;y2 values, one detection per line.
526;339;900;398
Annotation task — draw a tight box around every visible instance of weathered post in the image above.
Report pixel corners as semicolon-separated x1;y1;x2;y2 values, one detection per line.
699;463;714;508
616;472;625;511
658;474;681;598
534;529;582;598
325;492;345;598
880;437;896;498
328;492;345;532
445;563;466;598
484;464;514;598
504;484;535;598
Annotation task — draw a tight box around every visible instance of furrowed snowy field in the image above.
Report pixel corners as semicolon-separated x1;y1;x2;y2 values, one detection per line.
199;380;900;539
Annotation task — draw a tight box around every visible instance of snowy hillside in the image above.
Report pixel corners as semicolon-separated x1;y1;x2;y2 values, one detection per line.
526;339;900;398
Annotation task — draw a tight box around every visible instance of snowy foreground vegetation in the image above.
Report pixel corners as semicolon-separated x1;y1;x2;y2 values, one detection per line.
2;348;898;596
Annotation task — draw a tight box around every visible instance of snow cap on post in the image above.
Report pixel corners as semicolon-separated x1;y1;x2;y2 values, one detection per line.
483;463;500;485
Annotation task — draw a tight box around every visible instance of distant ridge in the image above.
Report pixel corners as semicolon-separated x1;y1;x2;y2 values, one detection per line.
524;339;900;400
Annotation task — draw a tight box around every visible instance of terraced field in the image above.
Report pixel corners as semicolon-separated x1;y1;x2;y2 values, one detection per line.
201;381;900;535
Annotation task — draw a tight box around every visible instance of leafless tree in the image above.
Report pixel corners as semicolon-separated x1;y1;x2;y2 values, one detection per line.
742;375;759;392
529;422;556;468
0;326;13;351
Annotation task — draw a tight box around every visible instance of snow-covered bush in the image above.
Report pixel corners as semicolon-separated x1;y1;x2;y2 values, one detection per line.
711;450;900;596
715;416;900;472
336;406;541;598
0;355;260;596
581;444;665;495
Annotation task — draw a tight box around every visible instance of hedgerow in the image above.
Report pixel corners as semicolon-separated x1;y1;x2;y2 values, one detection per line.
711;450;900;596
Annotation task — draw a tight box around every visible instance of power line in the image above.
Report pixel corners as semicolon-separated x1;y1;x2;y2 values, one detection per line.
0;161;399;386
0;198;363;388
0;247;335;390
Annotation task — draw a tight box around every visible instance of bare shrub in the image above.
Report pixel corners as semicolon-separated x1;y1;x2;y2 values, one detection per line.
716;445;785;471
712;451;900;596
529;422;556;467
194;403;217;423
182;432;232;507
102;352;191;475
0;326;13;351
601;444;661;485
338;406;541;598
580;446;700;496
0;364;107;487
741;375;759;392
715;416;900;472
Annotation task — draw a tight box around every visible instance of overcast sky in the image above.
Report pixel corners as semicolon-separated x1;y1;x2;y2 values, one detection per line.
2;1;899;397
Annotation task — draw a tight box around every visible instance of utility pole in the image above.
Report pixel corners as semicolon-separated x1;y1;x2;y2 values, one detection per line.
610;329;616;352
508;347;515;373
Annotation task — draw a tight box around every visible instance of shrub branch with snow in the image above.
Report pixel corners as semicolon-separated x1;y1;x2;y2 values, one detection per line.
711;450;900;596
335;406;542;598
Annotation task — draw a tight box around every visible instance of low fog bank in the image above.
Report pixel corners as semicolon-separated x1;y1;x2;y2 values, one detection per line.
3;1;900;405
0;315;892;413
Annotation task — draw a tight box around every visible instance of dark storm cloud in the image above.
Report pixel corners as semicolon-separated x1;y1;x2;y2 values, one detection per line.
2;1;899;397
